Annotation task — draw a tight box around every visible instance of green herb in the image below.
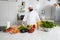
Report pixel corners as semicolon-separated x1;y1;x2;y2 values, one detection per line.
18;25;25;30
41;21;56;28
2;26;7;32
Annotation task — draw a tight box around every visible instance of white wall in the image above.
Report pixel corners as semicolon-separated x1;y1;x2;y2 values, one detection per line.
0;0;17;26
8;1;17;25
0;0;8;1
0;1;8;26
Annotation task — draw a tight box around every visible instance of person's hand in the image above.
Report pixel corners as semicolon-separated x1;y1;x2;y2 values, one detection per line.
21;21;27;28
22;21;25;26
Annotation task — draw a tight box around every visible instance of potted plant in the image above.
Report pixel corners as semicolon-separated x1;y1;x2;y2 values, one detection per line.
41;21;56;32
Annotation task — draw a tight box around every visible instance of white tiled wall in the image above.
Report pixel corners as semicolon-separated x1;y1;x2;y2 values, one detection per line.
0;1;8;26
0;1;17;26
0;0;8;1
8;2;17;25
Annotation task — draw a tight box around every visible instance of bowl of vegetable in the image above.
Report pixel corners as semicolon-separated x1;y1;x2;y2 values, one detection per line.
41;21;56;32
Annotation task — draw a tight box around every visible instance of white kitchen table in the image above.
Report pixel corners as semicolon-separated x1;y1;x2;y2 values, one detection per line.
0;26;60;40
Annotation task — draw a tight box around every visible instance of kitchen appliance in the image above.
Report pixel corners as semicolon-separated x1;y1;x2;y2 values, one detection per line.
17;14;24;20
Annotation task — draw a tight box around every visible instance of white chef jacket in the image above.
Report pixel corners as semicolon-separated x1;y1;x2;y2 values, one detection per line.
23;10;40;25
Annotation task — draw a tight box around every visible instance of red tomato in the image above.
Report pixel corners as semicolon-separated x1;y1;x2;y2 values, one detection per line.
5;29;10;32
33;25;36;28
28;29;34;33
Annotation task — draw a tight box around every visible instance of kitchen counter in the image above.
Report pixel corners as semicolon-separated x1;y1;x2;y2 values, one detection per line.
0;26;60;40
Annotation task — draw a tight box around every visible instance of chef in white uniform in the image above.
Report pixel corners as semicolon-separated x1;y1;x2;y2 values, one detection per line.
22;6;40;28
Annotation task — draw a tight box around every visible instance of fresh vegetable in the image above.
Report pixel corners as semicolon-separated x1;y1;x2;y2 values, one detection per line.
2;27;7;32
20;28;28;33
18;25;25;31
27;25;35;33
27;25;30;28
28;28;34;33
5;27;12;32
18;25;28;33
10;28;19;34
41;21;56;28
36;21;42;27
33;25;36;29
0;26;7;32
